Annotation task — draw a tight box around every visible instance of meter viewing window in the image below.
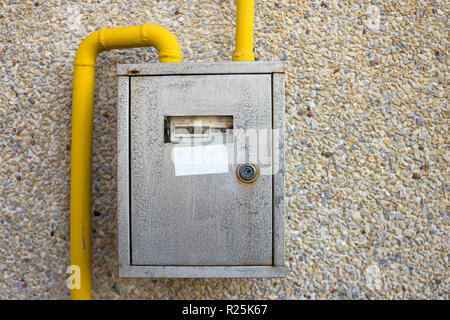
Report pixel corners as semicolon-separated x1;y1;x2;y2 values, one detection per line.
164;115;233;144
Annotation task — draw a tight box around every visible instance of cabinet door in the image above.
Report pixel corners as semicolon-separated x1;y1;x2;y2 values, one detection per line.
130;74;273;266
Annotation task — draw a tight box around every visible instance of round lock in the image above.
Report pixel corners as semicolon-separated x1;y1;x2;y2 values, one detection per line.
236;163;259;183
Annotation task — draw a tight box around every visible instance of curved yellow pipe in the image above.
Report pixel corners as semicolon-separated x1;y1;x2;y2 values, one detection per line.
232;0;255;61
70;24;182;300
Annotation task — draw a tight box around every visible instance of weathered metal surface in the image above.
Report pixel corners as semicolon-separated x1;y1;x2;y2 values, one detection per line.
117;61;285;75
117;76;131;269
272;73;286;267
130;74;273;265
118;62;285;277
119;266;286;278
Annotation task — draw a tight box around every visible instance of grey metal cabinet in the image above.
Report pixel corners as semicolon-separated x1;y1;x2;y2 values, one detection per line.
117;61;285;278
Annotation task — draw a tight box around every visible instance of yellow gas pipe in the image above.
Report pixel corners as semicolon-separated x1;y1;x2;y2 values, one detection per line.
70;1;254;300
232;0;255;61
70;24;182;300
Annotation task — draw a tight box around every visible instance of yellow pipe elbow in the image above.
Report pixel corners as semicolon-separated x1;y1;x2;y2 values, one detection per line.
232;0;255;61
70;24;182;300
74;24;182;67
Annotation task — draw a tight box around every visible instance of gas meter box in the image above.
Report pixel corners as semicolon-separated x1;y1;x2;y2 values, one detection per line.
117;61;285;278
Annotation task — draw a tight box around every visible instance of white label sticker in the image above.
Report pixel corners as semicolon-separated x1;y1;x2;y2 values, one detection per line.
172;144;229;176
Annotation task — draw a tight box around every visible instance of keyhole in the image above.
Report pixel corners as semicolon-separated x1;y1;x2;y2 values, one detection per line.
237;163;259;183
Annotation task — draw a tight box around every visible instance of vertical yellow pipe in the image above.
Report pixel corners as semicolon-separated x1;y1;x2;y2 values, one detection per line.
70;65;96;300
232;0;255;61
70;24;182;300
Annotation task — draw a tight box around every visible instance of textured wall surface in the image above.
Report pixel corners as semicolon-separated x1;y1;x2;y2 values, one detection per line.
0;0;448;299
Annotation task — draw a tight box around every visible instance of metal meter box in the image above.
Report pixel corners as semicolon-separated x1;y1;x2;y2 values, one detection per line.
117;61;285;278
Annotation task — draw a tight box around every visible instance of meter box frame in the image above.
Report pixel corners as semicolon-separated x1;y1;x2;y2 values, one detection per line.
117;61;285;278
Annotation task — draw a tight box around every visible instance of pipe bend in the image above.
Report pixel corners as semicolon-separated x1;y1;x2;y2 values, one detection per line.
70;24;181;300
74;24;182;67
139;24;183;62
